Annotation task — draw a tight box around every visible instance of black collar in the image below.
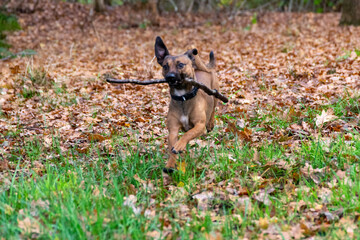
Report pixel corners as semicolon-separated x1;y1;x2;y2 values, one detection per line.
171;87;199;102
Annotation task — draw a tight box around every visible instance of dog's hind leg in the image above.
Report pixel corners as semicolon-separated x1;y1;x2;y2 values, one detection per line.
206;97;217;132
206;107;216;132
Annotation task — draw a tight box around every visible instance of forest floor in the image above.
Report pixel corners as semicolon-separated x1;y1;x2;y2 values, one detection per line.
1;1;360;239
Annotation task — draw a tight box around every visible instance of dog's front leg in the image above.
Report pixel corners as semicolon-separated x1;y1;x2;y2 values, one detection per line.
172;121;206;154
165;118;181;171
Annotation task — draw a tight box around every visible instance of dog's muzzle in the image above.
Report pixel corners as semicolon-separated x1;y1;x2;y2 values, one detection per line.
165;73;180;85
165;73;176;82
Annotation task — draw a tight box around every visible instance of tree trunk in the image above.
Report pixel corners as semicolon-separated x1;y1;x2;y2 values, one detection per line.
148;0;160;25
94;0;105;12
340;0;360;25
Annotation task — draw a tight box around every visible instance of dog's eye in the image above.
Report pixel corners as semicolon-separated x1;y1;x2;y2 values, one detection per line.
177;63;185;69
163;64;169;71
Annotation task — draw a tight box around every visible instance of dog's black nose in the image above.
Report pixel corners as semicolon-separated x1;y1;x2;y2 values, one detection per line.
165;73;176;83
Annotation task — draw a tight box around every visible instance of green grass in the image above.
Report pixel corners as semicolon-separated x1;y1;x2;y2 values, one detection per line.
1;96;360;239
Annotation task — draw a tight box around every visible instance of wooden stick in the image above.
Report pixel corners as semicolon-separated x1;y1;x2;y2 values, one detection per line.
184;78;229;103
106;77;229;103
106;78;167;85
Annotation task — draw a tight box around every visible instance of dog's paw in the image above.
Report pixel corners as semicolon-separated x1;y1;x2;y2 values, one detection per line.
171;147;182;154
206;124;215;132
163;167;176;174
171;141;186;154
171;148;183;154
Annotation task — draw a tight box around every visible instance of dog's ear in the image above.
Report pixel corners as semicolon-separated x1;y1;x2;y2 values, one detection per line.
155;36;170;66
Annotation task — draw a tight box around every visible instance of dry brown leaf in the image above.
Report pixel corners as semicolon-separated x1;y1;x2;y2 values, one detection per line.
146;230;161;239
258;217;269;229
315;109;337;128
336;169;346;179
3;203;14;215
193;191;214;210
204;232;223;240
18;217;41;234
177;162;187;173
0;159;9;171
92;186;101;197
88;133;107;142
31;199;50;210
253;189;272;206
123;195;141;215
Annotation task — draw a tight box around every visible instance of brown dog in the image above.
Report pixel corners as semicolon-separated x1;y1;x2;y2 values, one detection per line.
154;36;219;173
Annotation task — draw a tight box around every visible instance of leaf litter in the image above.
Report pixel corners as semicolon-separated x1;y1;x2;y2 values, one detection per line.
0;1;360;238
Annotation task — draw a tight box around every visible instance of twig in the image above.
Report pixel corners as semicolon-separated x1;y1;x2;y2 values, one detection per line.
106;77;229;103
91;21;103;45
168;0;178;11
0;55;12;61
0;50;36;61
187;0;195;13
106;78;167;85
69;42;74;60
184;78;228;103
288;0;293;12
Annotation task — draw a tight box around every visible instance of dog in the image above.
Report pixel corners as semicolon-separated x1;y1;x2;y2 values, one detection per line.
154;36;219;173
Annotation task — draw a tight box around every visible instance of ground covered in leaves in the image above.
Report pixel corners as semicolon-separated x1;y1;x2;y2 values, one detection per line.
1;1;360;239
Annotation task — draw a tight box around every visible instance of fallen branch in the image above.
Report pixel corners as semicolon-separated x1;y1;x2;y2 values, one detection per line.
106;77;228;103
0;49;37;61
106;78;167;85
184;78;229;103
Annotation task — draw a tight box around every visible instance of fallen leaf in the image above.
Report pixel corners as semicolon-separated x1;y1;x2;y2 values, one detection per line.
18;217;41;234
315;109;337;128
146;230;161;239
177;162;187;173
3;204;14;215
193;191;214;210
336;170;346;179
88;133;107;142
253;189;272;206
123;195;141;215
258;217;269;229
204;231;223;240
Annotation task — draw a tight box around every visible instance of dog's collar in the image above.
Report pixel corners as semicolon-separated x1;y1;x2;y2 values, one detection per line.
171;87;199;102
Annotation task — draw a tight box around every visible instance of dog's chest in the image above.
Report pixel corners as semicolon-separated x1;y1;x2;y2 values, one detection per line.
174;89;187;96
180;114;190;131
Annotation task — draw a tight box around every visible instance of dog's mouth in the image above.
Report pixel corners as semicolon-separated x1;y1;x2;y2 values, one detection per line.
166;73;190;87
167;78;183;86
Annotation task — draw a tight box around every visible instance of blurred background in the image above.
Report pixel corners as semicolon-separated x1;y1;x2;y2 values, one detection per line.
0;0;359;60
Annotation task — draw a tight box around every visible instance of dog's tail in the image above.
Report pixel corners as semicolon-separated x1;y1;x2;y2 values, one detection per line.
207;51;215;69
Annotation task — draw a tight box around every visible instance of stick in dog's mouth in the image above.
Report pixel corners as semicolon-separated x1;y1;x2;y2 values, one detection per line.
106;78;167;85
106;77;228;103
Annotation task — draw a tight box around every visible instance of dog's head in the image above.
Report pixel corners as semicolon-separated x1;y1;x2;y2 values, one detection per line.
154;36;195;87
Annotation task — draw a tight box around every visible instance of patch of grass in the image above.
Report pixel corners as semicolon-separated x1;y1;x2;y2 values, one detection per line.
281;43;294;53
244;13;257;31
248;104;300;132
15;66;53;99
19;86;38;99
0;11;21;58
327;94;360;121
13;67;79;109
139;19;150;29
355;49;360;57
336;50;352;61
1;121;360;238
26;66;52;87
